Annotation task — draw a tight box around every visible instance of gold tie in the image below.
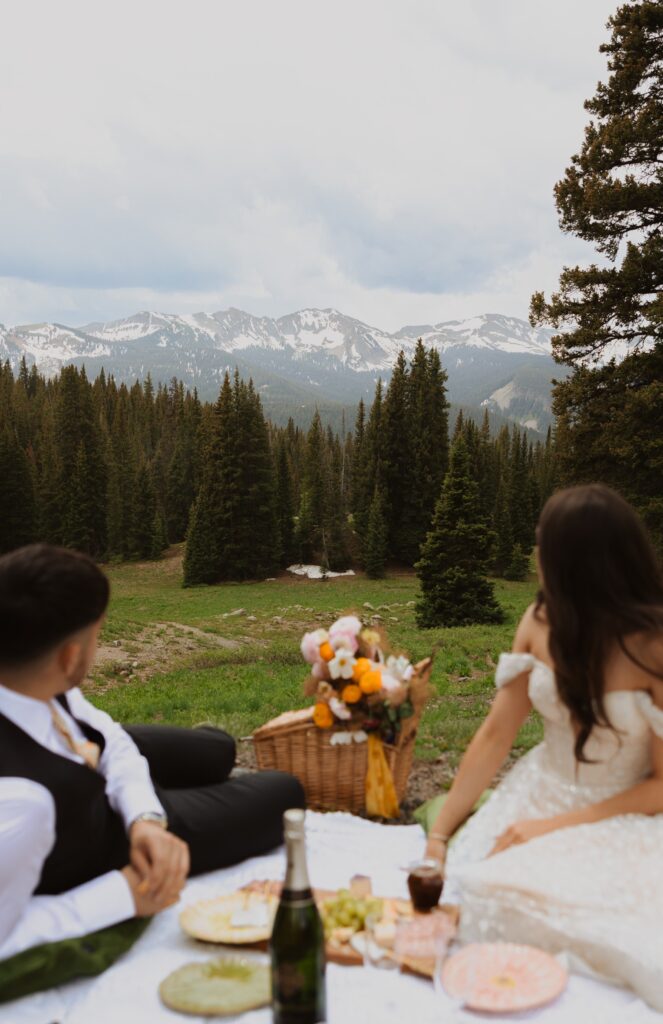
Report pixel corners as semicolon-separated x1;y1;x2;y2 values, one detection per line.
50;704;101;770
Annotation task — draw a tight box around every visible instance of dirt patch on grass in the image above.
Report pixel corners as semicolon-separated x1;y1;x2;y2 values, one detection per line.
90;621;242;691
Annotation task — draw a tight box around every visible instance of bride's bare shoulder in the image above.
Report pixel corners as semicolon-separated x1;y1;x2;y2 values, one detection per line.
513;601;548;651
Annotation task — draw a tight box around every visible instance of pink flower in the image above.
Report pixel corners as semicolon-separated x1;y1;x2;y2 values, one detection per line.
301;628;329;665
330;616;361;641
330;630;359;654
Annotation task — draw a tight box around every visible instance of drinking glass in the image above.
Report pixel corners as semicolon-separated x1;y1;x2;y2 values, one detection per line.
362;912;400;972
362;912;404;1020
433;938;476;1019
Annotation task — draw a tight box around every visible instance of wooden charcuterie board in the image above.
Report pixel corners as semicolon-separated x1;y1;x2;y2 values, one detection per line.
240;880;459;976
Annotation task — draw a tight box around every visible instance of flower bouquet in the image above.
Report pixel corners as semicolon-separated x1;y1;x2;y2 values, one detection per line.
253;614;431;817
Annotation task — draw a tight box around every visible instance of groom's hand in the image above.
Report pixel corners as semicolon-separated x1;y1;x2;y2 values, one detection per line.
129;820;190;899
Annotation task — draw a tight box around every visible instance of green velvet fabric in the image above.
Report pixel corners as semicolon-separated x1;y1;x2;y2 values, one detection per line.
0;917;151;1005
413;790;493;841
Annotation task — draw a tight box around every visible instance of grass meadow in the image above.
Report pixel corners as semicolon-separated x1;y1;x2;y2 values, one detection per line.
86;549;542;794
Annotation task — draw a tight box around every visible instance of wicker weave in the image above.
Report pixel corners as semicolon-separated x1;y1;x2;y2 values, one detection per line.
253;702;422;814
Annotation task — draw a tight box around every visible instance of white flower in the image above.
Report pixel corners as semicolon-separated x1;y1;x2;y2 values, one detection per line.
330;731;353;746
386;655;412;681
329;696;352;720
328;648;357;680
380;671;401;693
352;730;368;744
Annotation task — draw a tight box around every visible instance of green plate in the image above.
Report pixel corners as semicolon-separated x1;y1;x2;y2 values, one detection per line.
159;957;271;1017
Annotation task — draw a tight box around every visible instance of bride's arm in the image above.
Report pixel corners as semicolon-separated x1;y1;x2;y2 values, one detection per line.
425;614;535;863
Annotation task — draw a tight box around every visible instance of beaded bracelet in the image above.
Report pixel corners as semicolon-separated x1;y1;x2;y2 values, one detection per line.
429;831;451;843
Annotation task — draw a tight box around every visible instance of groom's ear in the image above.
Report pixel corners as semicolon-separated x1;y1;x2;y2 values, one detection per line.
56;637;84;678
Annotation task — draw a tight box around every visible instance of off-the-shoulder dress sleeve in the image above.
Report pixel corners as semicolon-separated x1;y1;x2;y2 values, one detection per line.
495;652;537;689
634;691;663;739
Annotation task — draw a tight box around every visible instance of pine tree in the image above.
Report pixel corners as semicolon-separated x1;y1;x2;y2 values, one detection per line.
321;433;350;571
231;380;279;579
183;491;220;585
531;1;662;361
507;427;533;553
0;429;36;553
530;2;663;549
364;486;388;579
183;375;231;586
381;351;413;563
359;381;384;545
504;542;530;581
415;435;503;627
297;411;327;562
130;463;157;560
275;436;296;567
150;507;169;560
492;475;513;577
401;341;450;564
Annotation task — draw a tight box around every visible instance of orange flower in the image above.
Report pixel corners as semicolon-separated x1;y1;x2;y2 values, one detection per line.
352;657;372;683
319;641;335;662
341;684;362;704
313;702;334;728
360;668;383;694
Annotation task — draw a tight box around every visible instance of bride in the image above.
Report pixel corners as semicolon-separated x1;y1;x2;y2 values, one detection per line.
425;484;663;1010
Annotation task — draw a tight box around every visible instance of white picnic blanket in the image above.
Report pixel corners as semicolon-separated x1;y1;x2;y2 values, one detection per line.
1;812;661;1024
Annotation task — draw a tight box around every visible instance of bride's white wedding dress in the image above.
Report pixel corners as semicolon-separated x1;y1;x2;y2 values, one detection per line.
445;652;663;1011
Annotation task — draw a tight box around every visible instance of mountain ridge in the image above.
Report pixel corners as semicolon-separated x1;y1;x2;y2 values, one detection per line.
0;308;561;433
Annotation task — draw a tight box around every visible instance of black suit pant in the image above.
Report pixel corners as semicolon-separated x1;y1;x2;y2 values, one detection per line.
124;724;305;875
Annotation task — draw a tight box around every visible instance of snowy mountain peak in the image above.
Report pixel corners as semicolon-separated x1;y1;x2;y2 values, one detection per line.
4;308;553;371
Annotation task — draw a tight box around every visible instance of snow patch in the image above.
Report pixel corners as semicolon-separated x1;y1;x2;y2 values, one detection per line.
287;564;356;580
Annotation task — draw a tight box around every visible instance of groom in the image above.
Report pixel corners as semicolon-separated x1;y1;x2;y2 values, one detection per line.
0;543;305;959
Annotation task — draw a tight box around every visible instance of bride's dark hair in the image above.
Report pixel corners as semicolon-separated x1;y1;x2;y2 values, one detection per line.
535;484;663;762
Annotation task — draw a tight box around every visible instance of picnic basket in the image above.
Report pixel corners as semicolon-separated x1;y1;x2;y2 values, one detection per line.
253;659;430;814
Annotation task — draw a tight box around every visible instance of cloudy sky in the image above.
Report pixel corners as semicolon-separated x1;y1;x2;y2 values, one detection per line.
0;0;617;330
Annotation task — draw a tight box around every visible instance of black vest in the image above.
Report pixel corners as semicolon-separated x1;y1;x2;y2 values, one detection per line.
0;695;129;895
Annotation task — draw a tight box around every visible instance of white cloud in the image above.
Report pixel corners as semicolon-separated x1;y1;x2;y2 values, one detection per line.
0;0;617;328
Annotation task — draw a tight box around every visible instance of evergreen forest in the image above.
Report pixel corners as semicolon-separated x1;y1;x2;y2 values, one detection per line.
0;341;555;607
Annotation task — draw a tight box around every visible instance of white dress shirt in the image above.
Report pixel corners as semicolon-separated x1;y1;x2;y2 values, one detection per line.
0;683;165;959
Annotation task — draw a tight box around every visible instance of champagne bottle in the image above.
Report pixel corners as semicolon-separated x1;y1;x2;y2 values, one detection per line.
270;808;326;1024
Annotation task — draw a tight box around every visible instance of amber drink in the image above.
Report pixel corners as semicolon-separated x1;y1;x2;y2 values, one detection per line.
407;859;444;913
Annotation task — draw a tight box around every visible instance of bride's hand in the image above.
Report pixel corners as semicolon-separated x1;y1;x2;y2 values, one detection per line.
490;817;556;856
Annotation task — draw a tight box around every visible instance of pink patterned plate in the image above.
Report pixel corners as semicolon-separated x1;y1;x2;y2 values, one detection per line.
442;943;568;1013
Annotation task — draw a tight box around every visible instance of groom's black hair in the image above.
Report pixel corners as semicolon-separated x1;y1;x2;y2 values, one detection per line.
0;543;110;668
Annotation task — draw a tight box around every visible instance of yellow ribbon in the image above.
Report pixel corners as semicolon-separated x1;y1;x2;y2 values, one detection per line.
365;733;400;818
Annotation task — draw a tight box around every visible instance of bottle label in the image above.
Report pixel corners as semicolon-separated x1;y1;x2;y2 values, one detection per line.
274;963;307;1000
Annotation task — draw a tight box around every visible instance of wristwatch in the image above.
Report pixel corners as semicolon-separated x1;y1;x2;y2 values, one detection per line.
131;811;169;830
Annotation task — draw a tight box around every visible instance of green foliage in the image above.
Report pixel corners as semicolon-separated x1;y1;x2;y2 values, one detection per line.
530;1;662;360
184;373;279;584
89;556;541;771
415;435;504;628
504;543;530;582
552;346;663;550
364;486;388;579
275;437;297;567
0;351;557;581
0;428;36;554
530;2;663;548
492;477;513;576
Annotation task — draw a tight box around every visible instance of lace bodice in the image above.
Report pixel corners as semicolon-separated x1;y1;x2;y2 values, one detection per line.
496;652;663;792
